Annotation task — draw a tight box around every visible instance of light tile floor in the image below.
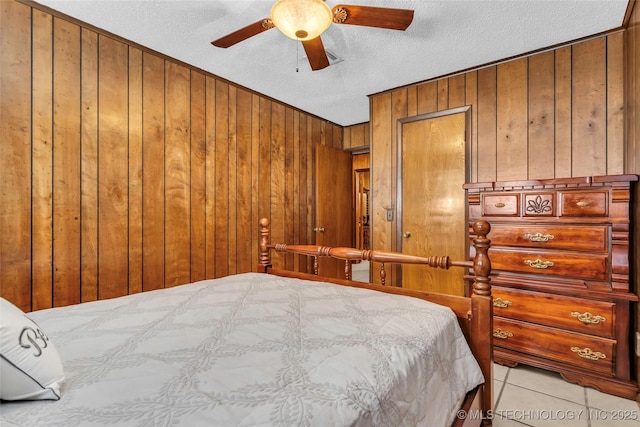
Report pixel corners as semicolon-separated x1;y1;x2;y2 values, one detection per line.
352;260;370;282
492;363;639;426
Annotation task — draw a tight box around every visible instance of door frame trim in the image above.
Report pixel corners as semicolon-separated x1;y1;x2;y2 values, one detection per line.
395;106;472;286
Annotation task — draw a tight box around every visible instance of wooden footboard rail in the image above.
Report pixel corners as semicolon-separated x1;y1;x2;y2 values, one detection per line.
259;218;491;287
258;218;493;425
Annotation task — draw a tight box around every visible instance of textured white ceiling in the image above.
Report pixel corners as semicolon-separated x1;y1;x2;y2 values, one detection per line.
34;0;628;126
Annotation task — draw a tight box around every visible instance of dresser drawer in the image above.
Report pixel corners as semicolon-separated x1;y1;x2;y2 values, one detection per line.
560;190;608;217
488;224;608;252
492;287;615;337
482;194;519;216
489;248;608;280
493;317;615;375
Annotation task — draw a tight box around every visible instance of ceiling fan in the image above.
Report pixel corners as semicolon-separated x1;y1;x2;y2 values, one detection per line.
211;0;414;71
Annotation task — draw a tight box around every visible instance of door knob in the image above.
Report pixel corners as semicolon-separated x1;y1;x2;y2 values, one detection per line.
403;231;411;238
313;227;326;232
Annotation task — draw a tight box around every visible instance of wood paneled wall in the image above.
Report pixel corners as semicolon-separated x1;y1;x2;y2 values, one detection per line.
0;1;343;312
624;0;640;393
628;1;640;175
369;33;627;284
343;122;370;151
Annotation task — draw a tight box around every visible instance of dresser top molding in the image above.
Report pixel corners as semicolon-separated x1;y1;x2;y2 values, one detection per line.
463;174;638;192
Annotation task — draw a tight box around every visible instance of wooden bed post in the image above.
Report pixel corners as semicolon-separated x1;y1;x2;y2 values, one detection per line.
470;219;493;425
258;218;271;272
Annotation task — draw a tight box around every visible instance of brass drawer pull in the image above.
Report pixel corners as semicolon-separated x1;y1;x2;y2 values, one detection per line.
493;328;513;339
576;200;590;208
524;259;554;269
494;202;505;208
524;232;554;242
493;298;512;308
571;311;606;325
571;347;606;361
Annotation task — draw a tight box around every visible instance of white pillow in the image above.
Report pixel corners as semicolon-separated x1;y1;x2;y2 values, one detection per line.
0;298;64;400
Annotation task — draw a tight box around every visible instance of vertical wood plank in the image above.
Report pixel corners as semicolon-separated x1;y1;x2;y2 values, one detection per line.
307;116;314;265
142;53;165;291
190;71;206;282
407;86;418;117
477;66;498;182
215;80;229;277
555;46;572;177
251;94;261;272
204;76;216;279
128;47;143;294
259;97;271;225
271;103;286;269
572;37;607;176
292;111;301;271
323;121;333;148
80;28;98;302
98;36;129;299
297;111;309;272
528;51;556;179
305;116;314;271
164;61;191;287
334;123;343;149
343;127;352;150
259;97;275;263
437;79;449;111
53;17;81;307
284;107;295;270
31;9;54;310
351;124;364;149
417;81;438;114
311;117;323;148
465;71;479;182
606;32;624;175
0;1;32;311
228;85;238;275
364;122;371;148
449;74;466;108
496;58;528;181
236;88;253;273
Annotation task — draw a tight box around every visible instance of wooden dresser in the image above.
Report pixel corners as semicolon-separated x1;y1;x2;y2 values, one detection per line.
464;174;638;399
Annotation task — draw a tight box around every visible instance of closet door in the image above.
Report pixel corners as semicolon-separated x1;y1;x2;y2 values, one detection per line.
397;108;470;295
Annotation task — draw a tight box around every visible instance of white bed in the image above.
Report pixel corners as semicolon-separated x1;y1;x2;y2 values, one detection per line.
1;272;484;427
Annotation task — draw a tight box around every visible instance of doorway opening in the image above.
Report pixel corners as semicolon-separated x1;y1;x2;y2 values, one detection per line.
352;152;370;250
355;169;370;250
352;152;370;282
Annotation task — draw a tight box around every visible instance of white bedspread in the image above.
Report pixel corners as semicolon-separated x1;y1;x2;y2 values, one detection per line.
1;273;483;426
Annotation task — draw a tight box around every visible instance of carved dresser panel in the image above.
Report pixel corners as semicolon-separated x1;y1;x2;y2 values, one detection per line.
464;174;638;399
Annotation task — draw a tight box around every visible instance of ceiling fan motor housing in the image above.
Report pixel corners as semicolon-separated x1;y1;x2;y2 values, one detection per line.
270;0;334;41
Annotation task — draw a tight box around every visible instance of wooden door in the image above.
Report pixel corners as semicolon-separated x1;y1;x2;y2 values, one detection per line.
315;144;353;279
398;109;469;294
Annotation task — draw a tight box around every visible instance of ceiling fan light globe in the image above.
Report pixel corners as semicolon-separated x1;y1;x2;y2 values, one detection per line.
270;0;333;41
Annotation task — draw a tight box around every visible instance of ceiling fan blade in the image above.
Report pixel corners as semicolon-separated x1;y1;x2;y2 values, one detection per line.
302;37;330;71
211;19;274;48
332;5;414;30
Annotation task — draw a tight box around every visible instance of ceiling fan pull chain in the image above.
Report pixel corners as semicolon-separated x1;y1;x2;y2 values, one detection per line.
296;40;299;73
